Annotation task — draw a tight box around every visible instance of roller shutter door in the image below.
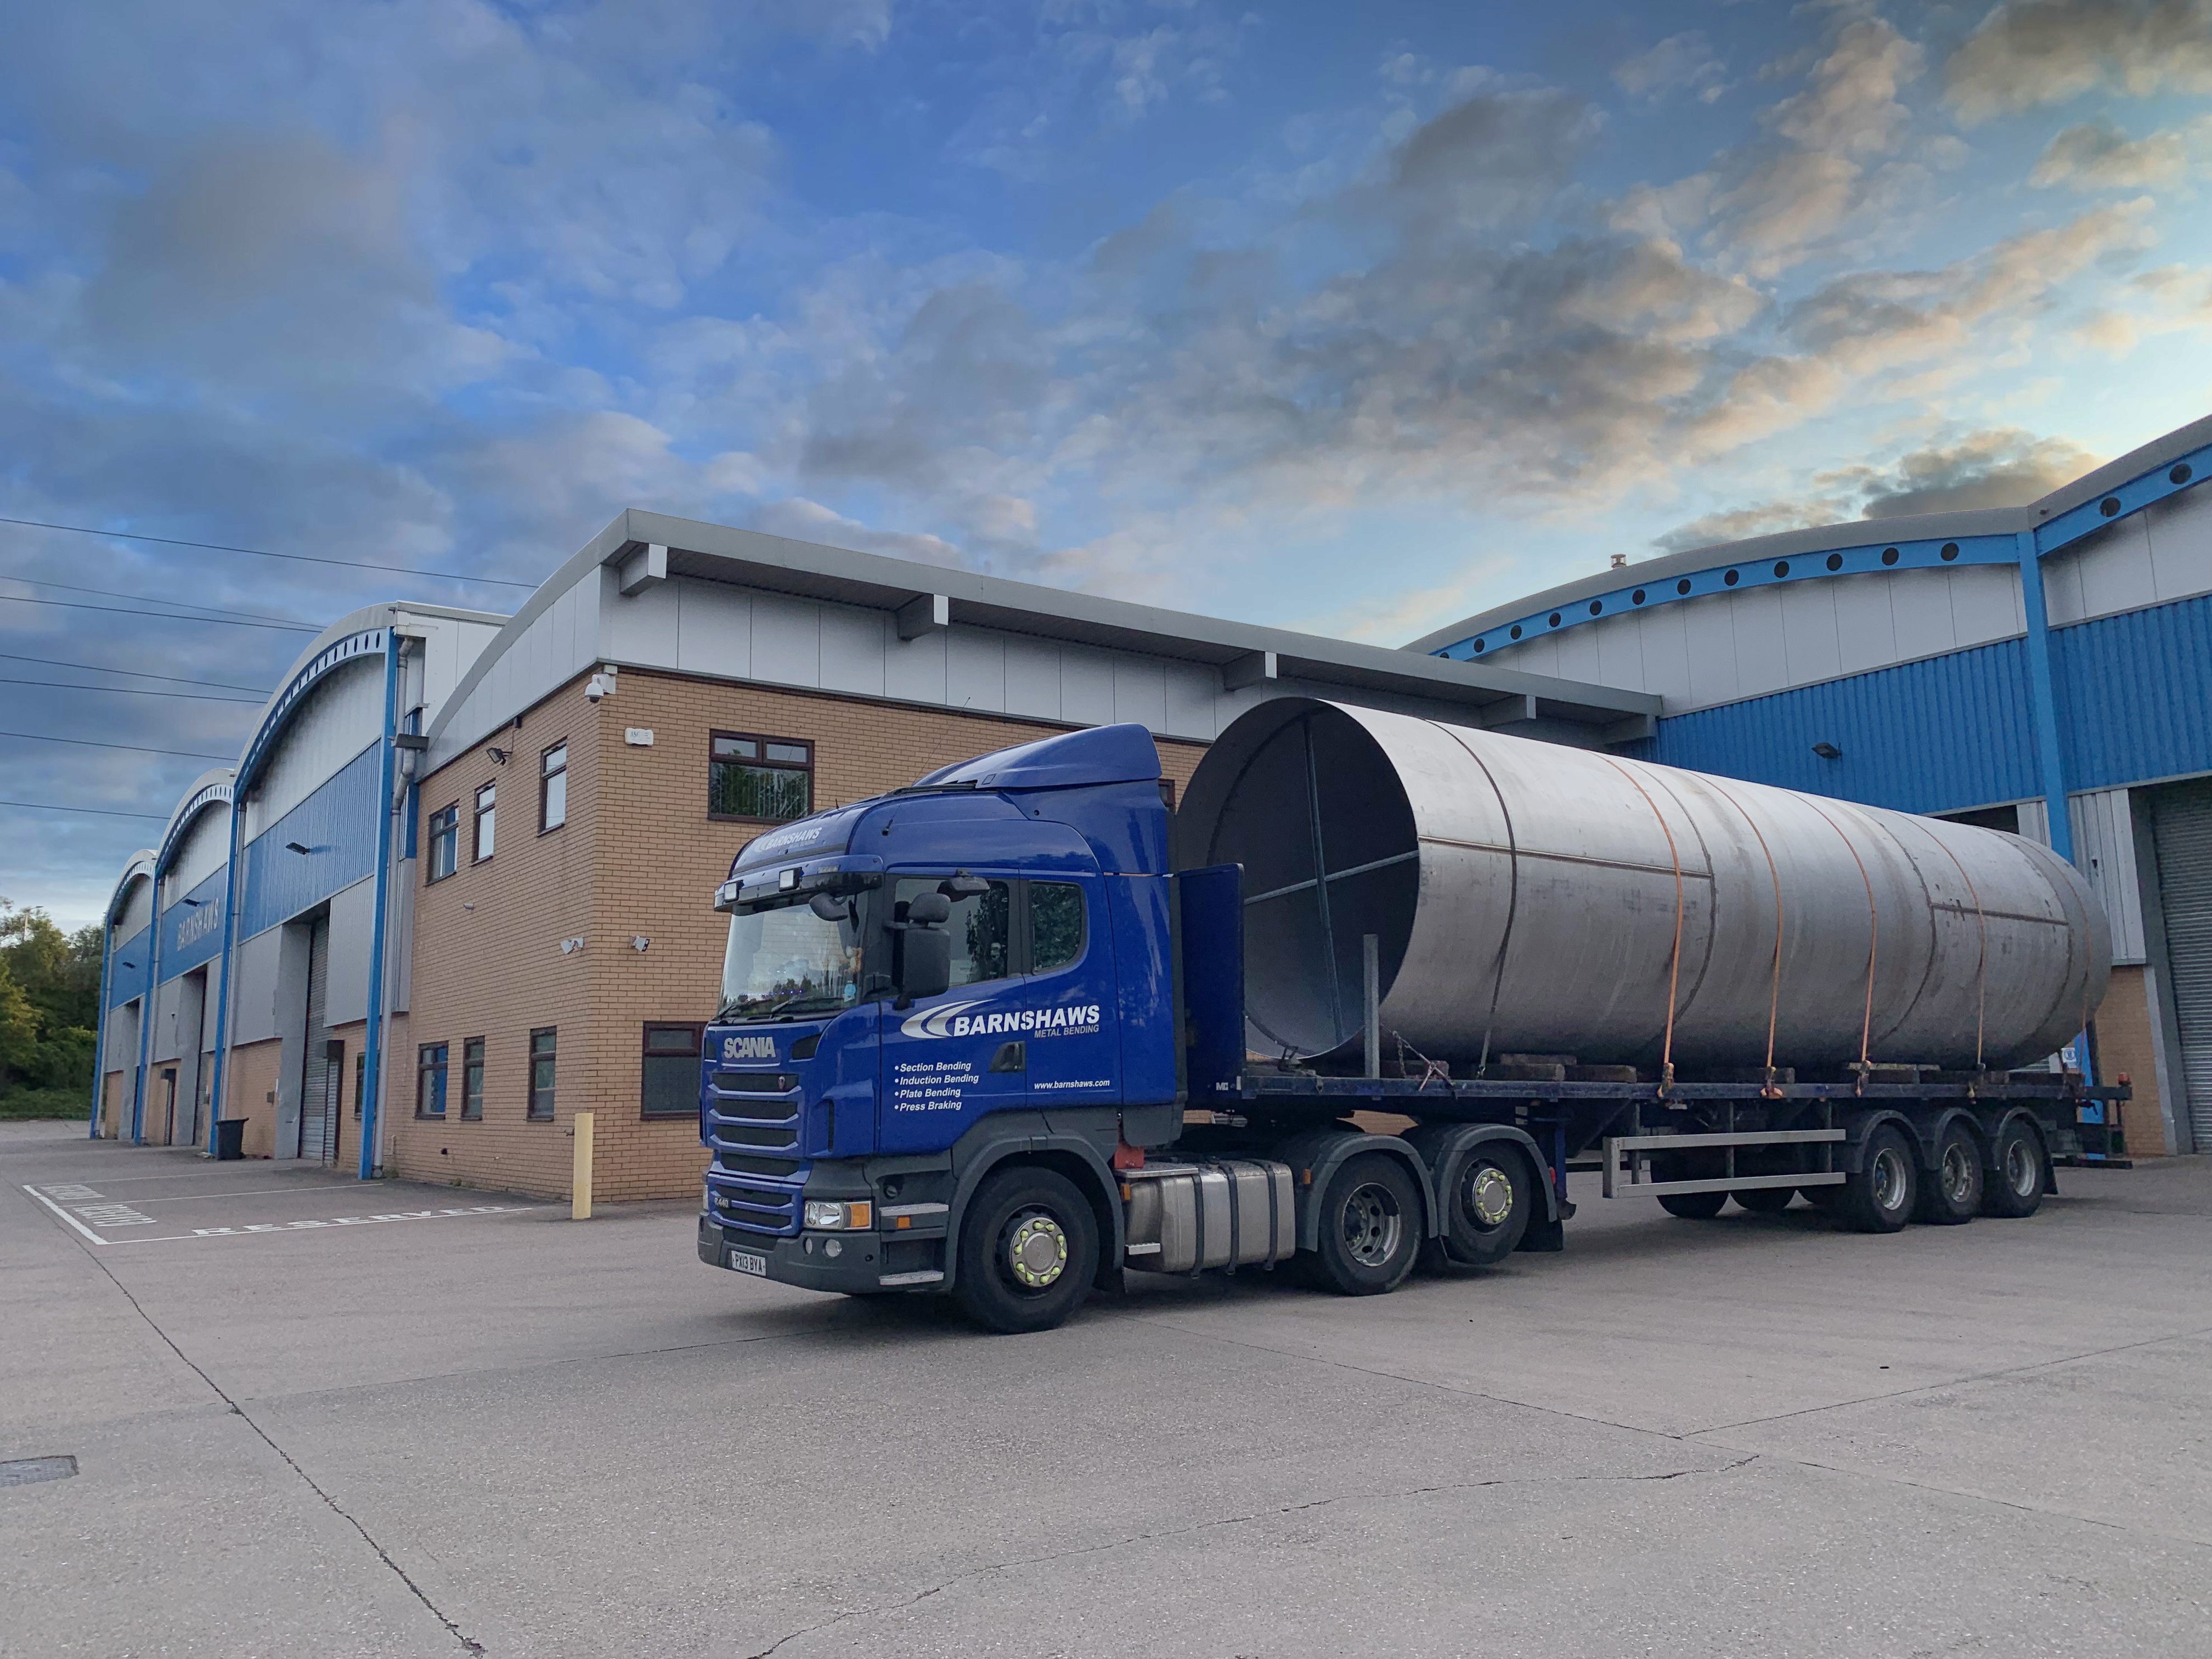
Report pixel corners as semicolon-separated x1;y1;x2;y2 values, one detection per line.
2152;780;2212;1150
296;916;331;1161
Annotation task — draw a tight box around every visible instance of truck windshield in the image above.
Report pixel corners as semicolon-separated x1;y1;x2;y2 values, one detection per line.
718;899;865;1022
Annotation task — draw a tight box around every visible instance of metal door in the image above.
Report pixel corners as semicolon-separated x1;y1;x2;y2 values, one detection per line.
2152;779;2212;1150
296;916;331;1160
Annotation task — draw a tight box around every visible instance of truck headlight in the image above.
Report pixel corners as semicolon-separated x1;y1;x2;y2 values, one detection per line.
803;1200;873;1231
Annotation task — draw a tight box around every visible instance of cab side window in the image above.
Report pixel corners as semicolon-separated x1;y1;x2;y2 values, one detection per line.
894;878;1012;987
1029;882;1085;973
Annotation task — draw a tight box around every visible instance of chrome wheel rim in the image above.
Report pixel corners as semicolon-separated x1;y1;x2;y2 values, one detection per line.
1342;1183;1403;1266
1005;1210;1068;1290
1463;1163;1514;1231
1941;1142;1975;1205
1871;1147;1908;1214
2005;1136;2038;1197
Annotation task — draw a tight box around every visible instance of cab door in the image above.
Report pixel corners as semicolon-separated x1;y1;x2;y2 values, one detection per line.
1018;876;1121;1108
878;872;1026;1154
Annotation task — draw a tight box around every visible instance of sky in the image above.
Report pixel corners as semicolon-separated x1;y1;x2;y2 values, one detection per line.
3;0;2211;928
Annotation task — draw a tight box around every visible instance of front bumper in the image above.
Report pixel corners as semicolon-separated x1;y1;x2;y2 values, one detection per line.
697;1214;888;1293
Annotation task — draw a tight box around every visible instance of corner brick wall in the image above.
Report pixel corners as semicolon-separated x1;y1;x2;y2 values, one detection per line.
398;666;1206;1202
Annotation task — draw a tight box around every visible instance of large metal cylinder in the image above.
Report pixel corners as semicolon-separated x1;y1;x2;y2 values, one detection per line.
1177;699;2109;1072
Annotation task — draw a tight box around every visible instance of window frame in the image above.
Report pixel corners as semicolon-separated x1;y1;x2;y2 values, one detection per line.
707;730;814;825
460;1037;485;1121
425;801;461;883
472;782;496;864
640;1023;706;1120
540;742;568;835
528;1026;557;1121
415;1043;449;1119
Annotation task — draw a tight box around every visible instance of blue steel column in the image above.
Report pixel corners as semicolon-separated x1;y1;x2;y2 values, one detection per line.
87;919;114;1138
358;632;400;1182
2015;529;2075;863
205;798;245;1156
131;879;162;1146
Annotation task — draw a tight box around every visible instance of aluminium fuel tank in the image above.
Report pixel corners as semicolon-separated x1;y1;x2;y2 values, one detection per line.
1175;698;2109;1072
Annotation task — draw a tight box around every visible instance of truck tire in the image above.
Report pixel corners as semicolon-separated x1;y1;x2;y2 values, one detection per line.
951;1165;1100;1334
1836;1124;1916;1233
1434;1145;1534;1267
1913;1122;1983;1226
1731;1187;1796;1214
1657;1191;1728;1219
1305;1153;1421;1295
1979;1119;2047;1220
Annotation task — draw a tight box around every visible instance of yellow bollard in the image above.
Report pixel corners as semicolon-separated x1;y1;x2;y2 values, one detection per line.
571;1109;594;1221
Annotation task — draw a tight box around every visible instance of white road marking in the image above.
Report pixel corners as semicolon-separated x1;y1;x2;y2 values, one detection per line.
95;1186;359;1205
22;1186;110;1245
72;1203;156;1228
104;1204;537;1245
41;1183;102;1201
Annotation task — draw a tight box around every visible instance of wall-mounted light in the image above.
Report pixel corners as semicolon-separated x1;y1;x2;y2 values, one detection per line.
631;936;650;952
181;899;202;908
284;840;314;855
559;936;585;954
486;747;510;765
462;902;476;912
1812;742;1842;760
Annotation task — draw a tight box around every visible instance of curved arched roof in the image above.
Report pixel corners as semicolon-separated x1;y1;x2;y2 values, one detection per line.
1409;412;2212;661
154;769;235;874
104;853;156;928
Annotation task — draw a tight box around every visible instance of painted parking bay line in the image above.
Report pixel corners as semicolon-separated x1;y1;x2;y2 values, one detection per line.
22;1186;537;1245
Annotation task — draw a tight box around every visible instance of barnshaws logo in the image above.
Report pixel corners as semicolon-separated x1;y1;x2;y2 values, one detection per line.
900;1001;1103;1040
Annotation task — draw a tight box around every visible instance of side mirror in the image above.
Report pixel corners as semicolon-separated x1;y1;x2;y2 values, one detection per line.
898;927;952;1005
940;873;990;898
906;890;951;926
808;892;848;922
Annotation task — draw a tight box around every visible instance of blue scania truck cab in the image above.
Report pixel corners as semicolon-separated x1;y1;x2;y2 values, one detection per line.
699;721;2127;1334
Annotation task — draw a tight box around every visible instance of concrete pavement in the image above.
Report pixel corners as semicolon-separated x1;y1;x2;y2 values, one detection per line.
5;1117;2209;1657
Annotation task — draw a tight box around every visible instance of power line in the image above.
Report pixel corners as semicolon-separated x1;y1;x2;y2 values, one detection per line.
0;798;171;821
0;730;234;761
0;595;318;633
0;652;273;696
1;574;316;628
0;513;539;590
0;677;262;704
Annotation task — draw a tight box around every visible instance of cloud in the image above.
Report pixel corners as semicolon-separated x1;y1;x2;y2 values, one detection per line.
1656;427;2105;549
749;497;968;568
1763;16;1923;156
1612;33;1728;104
2030;118;2191;189
1944;0;2212;123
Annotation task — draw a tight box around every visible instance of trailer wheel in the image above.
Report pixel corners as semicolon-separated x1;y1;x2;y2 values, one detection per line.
1979;1119;2046;1220
1305;1153;1420;1295
951;1165;1099;1334
1435;1146;1534;1267
1731;1187;1796;1214
1836;1124;1916;1233
1657;1191;1727;1220
1912;1123;1983;1226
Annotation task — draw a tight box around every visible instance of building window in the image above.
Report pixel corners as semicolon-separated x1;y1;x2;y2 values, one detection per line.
641;1024;704;1119
473;783;496;862
416;1044;448;1119
460;1037;485;1120
353;1049;365;1119
709;733;812;822
528;1027;557;1120
541;743;568;833
426;803;460;882
1030;882;1086;973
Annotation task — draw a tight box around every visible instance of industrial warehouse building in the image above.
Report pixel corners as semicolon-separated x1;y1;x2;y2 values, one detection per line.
93;413;2212;1195
92;512;1654;1199
1413;413;2212;1159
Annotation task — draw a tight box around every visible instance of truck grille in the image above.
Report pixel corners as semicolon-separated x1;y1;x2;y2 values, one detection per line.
706;1077;805;1237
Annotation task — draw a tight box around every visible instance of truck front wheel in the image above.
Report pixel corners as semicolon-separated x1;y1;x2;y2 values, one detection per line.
1304;1153;1421;1295
952;1165;1100;1334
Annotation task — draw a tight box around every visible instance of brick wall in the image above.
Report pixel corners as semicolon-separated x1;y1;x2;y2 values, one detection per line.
397;666;1205;1202
2094;964;2168;1157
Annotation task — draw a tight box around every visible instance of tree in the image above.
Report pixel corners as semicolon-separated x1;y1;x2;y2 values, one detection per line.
0;900;103;1098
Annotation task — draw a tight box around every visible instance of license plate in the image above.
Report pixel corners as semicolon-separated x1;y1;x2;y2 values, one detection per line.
726;1248;768;1277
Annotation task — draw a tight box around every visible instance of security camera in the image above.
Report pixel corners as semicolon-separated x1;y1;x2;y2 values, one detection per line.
585;675;608;702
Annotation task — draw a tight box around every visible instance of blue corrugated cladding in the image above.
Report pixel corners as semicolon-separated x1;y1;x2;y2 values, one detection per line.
107;926;152;1009
159;865;230;983
2052;590;2212;793
1633;637;2039;814
237;742;383;940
